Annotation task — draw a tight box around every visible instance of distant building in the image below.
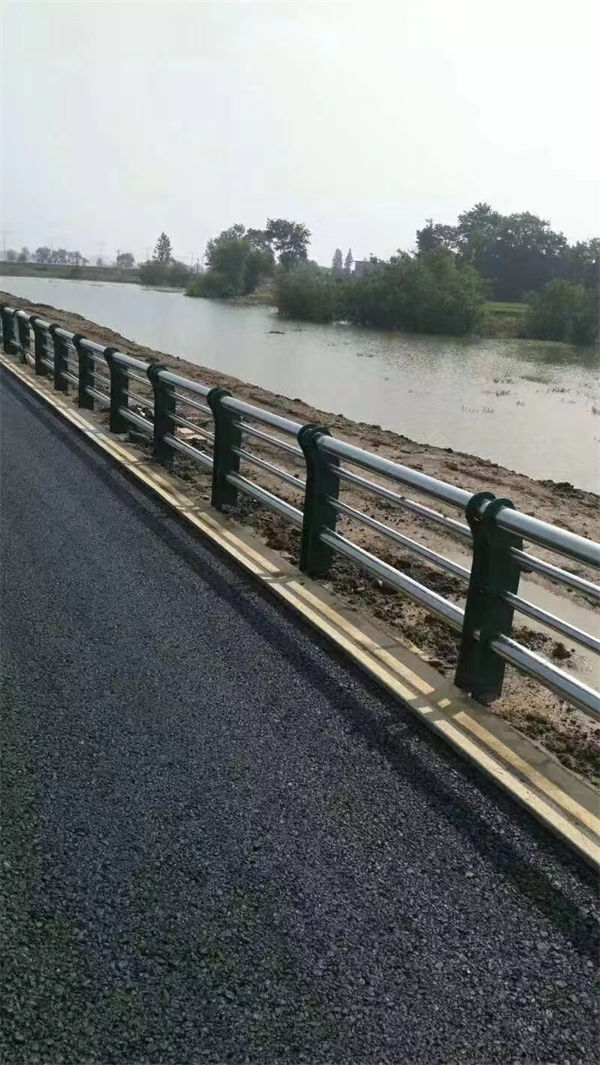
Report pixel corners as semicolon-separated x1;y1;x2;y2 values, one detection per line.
353;259;375;278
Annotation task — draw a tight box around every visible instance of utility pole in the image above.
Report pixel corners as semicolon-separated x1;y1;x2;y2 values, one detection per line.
93;241;106;265
1;228;11;259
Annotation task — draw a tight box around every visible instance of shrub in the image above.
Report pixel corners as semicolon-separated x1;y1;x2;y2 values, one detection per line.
345;251;487;334
187;272;236;298
168;260;192;288
276;269;343;323
523;280;599;344
275;249;487;335
139;259;191;288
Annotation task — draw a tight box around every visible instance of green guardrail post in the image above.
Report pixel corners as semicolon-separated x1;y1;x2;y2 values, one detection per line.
15;314;30;364
147;363;174;465
49;324;68;392
30;318;48;376
298;425;340;577
103;348;129;432
455;492;523;704
207;388;241;509
73;334;94;409
1;306;19;356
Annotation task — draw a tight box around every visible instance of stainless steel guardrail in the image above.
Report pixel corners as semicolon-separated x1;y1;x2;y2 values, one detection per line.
2;302;598;722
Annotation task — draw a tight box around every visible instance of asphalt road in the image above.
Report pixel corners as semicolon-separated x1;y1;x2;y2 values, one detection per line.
1;368;598;1065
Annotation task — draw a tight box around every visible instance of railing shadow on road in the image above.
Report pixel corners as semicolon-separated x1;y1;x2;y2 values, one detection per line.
5;364;597;962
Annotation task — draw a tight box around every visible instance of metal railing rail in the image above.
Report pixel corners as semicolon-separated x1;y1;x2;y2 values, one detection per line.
2;302;598;722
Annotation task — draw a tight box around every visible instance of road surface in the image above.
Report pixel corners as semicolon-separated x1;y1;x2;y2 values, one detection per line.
1;368;598;1065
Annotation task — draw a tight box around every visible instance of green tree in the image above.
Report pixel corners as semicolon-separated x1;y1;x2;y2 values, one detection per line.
194;224;274;297
332;248;343;272
523;280;598;344
265;218;310;268
416;203;598;301
116;251;135;268
416;219;460;254
17;247;30;262
35;246;52;263
564;239;599;290
153;232;173;264
246;228;273;252
206;226;250;293
344;249;353;274
5;249;17;262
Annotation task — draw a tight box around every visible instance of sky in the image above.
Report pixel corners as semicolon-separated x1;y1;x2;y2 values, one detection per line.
2;0;599;266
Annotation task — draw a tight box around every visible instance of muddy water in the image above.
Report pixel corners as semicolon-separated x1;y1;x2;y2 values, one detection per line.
2;276;598;491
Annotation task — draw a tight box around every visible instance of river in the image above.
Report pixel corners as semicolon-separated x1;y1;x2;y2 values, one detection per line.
2;276;598;491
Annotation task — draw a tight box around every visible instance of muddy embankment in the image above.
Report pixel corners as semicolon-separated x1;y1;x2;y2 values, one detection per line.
3;291;598;783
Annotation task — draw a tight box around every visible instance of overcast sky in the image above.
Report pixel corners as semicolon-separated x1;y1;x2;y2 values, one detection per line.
2;0;598;265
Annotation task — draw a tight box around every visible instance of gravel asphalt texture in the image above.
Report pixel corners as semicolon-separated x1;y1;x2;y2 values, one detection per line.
1;367;599;1065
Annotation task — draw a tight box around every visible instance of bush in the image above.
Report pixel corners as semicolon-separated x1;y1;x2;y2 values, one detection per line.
523;280;598;344
169;260;192;288
276;269;344;323
139;260;167;286
139;259;191;288
275;249;487;334
345;250;487;334
187;272;237;298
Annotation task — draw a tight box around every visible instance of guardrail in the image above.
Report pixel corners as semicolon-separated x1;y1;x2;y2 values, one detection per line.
2;303;599;721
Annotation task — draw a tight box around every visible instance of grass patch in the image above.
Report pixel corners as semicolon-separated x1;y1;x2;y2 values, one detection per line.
485;301;528;315
480;301;528;339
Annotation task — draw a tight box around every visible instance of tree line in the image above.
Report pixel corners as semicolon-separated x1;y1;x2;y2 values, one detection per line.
187;204;598;342
416;204;598;301
5;205;598;343
2;246;136;268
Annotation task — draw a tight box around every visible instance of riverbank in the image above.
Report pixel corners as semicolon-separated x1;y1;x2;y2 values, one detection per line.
6;276;596;491
0;262;142;284
3;290;598;783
